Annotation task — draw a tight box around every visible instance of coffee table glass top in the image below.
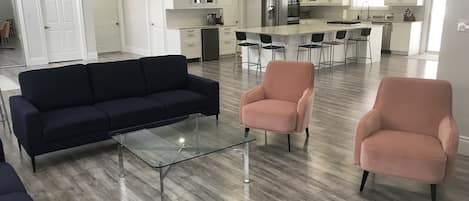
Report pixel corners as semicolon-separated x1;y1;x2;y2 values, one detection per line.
111;115;255;168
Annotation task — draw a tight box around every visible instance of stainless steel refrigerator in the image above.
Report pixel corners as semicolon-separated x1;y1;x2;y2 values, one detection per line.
262;0;300;26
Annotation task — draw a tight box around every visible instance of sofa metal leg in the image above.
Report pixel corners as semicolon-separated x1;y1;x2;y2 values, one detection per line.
287;134;291;152
17;139;22;153
431;184;437;201
216;115;219;122
31;156;36;173
360;170;369;192
305;128;310;138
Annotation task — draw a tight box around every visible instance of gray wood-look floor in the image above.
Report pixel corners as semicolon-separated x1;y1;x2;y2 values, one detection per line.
0;53;468;201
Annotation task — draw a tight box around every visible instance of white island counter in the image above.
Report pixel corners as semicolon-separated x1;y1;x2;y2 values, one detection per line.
236;23;383;71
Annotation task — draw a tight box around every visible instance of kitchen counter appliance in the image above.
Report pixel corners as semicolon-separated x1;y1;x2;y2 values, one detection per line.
262;0;300;26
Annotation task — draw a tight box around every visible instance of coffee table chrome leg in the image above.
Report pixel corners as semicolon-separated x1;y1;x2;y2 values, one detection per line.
243;142;250;183
118;144;125;178
159;167;165;201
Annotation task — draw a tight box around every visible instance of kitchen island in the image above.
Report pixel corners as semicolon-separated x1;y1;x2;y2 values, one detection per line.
236;23;383;71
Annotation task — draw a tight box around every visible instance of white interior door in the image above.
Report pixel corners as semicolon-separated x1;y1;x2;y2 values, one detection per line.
94;0;122;53
149;0;166;56
42;0;83;62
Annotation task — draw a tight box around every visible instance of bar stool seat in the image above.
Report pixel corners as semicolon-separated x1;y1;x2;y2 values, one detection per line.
346;28;373;64
323;41;344;45
238;42;259;47
298;44;322;49
321;30;347;71
262;45;285;50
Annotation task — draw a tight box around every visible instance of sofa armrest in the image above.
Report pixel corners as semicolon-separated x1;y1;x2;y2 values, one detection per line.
354;109;381;165
0;138;4;162
438;115;459;179
296;88;314;132
9;96;43;155
187;74;220;115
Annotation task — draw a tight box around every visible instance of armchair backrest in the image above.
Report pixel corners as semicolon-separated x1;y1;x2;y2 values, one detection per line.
262;61;314;103
374;77;452;137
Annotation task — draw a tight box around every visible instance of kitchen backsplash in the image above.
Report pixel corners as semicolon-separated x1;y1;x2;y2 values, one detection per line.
300;6;425;21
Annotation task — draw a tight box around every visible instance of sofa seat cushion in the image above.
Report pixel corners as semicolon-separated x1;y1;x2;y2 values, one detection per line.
41;106;109;142
0;192;33;201
241;99;298;132
0;163;26;195
146;90;206;118
361;130;447;183
94;97;166;130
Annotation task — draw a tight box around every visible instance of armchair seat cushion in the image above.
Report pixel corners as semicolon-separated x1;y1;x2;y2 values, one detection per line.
94;97;166;130
0;163;26;195
41;106;109;142
360;130;447;183
241;99;297;132
146;90;206;118
0;192;33;201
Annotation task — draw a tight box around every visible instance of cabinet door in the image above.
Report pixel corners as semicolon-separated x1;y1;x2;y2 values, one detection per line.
390;23;411;53
180;29;202;59
219;26;236;55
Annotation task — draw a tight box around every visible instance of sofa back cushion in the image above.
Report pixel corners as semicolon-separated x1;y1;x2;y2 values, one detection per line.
140;55;188;93
19;65;93;111
87;60;146;102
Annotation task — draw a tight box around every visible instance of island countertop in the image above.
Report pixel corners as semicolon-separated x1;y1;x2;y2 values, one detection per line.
237;23;379;36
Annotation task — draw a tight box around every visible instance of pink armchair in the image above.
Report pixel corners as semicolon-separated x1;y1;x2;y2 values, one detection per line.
240;61;315;152
355;77;459;201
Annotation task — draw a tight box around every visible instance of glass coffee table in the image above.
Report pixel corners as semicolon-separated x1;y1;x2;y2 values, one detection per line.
110;114;256;201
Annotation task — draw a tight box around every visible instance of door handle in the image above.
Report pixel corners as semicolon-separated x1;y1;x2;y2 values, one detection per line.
44;26;50;29
115;22;120;26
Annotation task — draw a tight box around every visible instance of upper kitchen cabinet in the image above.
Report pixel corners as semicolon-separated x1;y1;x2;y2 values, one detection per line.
301;0;349;6
165;0;222;9
384;0;424;6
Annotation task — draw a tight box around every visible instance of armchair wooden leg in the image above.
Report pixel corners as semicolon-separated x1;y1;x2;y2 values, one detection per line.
431;184;437;201
305;128;310;138
244;128;250;137
360;170;369;192
287;134;291;152
216;115;219;122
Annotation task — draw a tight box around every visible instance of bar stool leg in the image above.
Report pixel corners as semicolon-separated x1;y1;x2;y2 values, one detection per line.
344;42;347;67
368;39;373;64
318;46;323;69
283;49;286;60
308;48;312;62
257;45;262;72
297;47;300;61
247;47;251;74
355;41;359;64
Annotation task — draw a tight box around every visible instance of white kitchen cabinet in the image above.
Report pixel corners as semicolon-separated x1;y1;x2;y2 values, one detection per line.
166;28;202;59
165;0;222;9
384;0;424;6
301;0;349;6
219;26;236;55
390;22;422;55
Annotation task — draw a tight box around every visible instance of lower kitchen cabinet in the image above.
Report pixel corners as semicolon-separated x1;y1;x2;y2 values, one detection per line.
166;28;202;59
390;21;422;56
219;26;236;55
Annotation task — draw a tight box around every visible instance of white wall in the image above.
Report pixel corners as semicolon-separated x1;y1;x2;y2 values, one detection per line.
243;0;261;28
0;0;14;20
437;0;469;156
121;0;150;55
17;0;97;66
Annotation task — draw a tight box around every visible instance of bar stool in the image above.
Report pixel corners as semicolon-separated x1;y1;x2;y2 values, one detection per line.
234;32;261;73
260;34;286;70
346;28;372;64
322;30;347;71
297;33;327;69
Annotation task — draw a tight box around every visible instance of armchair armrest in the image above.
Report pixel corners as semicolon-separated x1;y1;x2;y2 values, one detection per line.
187;74;220;115
9;96;43;155
0;138;4;162
240;86;265;123
296;88;314;132
438;116;459;179
240;86;265;107
354;109;381;165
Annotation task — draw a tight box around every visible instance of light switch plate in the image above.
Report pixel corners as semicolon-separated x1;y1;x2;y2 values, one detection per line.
457;19;469;32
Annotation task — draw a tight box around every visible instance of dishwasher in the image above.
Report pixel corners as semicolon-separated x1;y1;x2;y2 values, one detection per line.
201;28;219;61
380;22;393;53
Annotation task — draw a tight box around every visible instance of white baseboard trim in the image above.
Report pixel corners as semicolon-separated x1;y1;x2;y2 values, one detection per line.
26;57;48;66
87;52;98;60
459;136;469;156
122;46;148;56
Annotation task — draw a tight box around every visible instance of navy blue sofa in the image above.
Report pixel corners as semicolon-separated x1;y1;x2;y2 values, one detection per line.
0;139;34;201
10;55;219;172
